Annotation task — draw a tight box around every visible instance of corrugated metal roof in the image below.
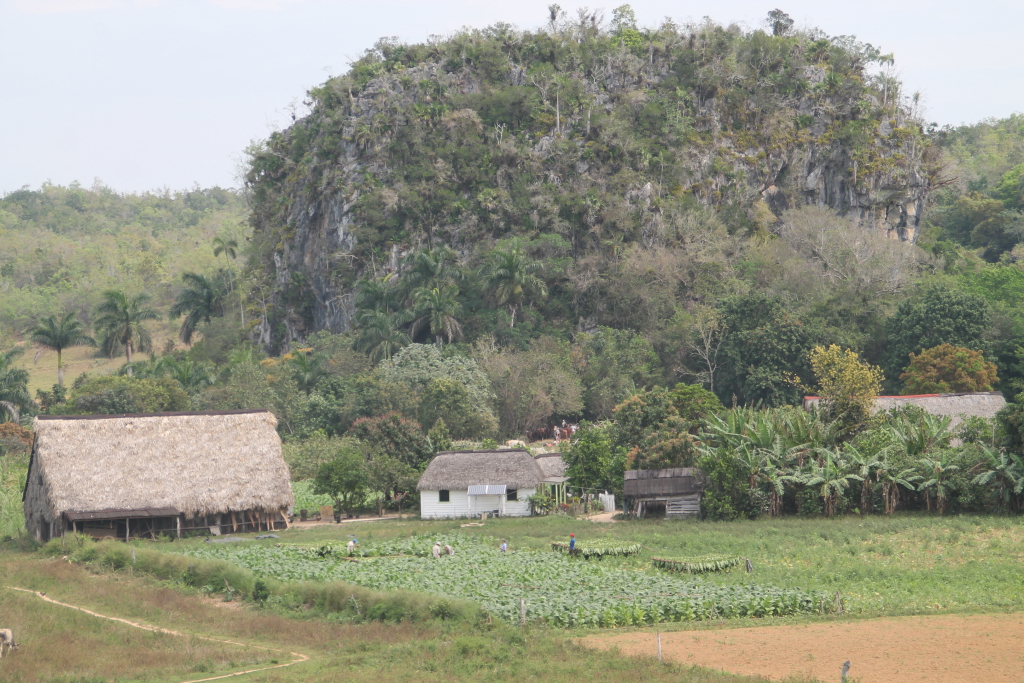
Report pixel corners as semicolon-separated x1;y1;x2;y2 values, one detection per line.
467;484;507;495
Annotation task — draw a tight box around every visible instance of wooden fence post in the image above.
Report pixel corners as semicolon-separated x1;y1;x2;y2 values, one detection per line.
657;632;662;663
520;598;526;627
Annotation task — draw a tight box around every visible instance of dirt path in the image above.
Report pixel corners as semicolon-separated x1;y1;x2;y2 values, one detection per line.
6;587;310;683
582;613;1024;683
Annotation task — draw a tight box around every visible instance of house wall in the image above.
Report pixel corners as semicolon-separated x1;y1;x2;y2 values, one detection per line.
420;489;536;518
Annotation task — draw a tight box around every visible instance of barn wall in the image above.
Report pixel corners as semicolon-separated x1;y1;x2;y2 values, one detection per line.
22;456;51;542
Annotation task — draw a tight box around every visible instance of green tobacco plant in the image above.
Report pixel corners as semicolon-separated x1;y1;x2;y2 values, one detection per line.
652;556;742;574
550;540;642;558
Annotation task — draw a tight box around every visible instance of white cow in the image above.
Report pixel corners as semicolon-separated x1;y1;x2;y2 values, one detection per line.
0;628;17;657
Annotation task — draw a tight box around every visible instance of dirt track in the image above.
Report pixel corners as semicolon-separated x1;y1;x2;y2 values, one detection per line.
582;613;1024;683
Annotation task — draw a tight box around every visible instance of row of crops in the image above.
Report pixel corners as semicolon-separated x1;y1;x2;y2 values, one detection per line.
174;535;826;627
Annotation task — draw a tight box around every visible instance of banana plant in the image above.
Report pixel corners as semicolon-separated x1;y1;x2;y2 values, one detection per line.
917;451;960;514
971;445;1024;512
800;448;862;517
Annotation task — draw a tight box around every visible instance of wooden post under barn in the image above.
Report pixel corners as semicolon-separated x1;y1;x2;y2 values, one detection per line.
280;509;290;530
125;517;130;540
176;516;181;539
231;511;238;532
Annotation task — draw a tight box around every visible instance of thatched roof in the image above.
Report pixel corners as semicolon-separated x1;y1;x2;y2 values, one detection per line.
535;453;567;478
803;392;1006;428
29;410;293;519
417;450;544;491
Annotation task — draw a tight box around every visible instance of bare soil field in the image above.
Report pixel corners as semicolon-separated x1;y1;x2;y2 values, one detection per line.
582;613;1024;683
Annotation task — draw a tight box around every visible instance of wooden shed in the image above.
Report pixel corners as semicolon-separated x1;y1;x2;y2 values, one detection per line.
624;468;706;519
23;409;294;542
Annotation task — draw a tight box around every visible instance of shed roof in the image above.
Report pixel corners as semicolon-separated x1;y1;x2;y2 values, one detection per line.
535;452;567;478
624;468;706;497
417;450;545;491
29;410;293;519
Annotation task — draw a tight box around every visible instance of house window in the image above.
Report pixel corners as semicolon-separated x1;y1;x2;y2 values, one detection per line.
506;488;518;502
439;490;450;502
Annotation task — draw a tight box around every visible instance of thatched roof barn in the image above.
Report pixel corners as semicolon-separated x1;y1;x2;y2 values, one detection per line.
624;468;706;519
535;452;567;479
24;410;293;542
417;450;545;519
803;392;1006;428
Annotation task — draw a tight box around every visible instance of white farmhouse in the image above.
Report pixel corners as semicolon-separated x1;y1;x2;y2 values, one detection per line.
417;450;545;519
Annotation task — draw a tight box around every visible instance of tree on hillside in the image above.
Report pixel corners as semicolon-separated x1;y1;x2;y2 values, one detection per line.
0;347;31;423
480;245;548;328
400;246;463;299
353;310;411;363
212;235;245;325
94;290;161;369
348;412;432;469
169;272;228;345
882;285;991;386
899;344;998;394
411;286;463;348
28;311;95;386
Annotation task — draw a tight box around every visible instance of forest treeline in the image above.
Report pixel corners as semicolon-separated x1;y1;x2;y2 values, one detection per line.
3;9;1024;519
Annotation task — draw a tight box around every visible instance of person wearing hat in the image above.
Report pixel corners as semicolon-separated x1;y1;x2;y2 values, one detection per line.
347;538;359;555
432;541;442;559
569;533;576;556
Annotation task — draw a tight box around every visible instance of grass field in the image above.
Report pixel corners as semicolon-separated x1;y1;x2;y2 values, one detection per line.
1;513;1023;682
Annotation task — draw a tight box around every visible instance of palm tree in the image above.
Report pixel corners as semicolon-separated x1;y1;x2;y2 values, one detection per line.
844;443;885;514
355;275;401;315
917;451;960;514
212;236;245;326
801;448;862;517
480;245;548;327
412;286;463;348
212;236;238;263
972;445;1024;512
94;290;161;370
28;311;95;386
0;347;31;423
160;357;217;394
169;272;227;345
876;456;921;514
400;246;463;299
287;351;323;393
355;310;412;362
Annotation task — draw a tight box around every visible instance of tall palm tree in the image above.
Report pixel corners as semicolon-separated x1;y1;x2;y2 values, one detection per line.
212;235;245;326
94;290;161;370
0;347;31;423
480;246;547;327
354;310;412;363
28;311;95;386
355;275;401;315
287;351;323;393
169;272;227;345
412;286;463;348
917;451;960;514
400;246;463;300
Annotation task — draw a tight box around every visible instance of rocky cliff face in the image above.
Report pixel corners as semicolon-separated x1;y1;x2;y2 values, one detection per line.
245;17;936;350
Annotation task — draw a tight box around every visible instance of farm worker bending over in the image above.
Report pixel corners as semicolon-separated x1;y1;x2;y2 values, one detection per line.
499;539;508;553
347;538;358;555
432;542;442;559
444;544;455;556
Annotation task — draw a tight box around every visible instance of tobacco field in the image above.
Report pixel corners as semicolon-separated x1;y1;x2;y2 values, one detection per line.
174;535;824;627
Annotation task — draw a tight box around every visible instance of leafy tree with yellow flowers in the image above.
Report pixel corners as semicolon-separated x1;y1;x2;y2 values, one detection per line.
899;344;998;394
807;345;885;431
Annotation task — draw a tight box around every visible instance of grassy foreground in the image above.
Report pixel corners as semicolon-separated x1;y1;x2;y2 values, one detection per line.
2;513;1022;682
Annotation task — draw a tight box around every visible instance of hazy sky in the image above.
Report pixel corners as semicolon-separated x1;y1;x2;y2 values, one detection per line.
2;0;1021;195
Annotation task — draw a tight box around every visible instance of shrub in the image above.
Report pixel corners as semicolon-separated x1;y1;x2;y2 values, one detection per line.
899;344;998;394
